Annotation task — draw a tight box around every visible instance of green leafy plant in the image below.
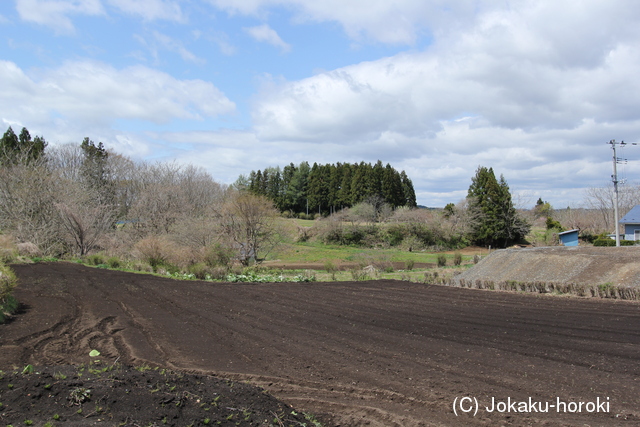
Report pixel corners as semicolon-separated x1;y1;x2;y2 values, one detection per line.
69;387;91;405
106;256;122;268
436;254;447;267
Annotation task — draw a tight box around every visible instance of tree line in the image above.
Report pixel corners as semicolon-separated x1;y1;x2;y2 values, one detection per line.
0;126;279;266
238;160;417;216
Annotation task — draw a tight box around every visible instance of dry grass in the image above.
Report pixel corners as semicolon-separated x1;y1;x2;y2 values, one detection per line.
449;278;640;300
0;235;18;264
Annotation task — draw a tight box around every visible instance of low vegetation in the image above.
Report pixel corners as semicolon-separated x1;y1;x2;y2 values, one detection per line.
451;278;640;300
0;260;18;324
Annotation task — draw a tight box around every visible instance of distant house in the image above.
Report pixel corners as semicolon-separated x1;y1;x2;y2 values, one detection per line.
558;229;579;246
620;205;640;241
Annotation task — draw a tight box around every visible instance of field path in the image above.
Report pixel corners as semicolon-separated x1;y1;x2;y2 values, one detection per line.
2;262;640;426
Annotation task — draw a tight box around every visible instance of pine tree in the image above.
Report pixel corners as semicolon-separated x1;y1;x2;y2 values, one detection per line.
467;166;529;247
0;126;47;165
80;138;113;203
400;171;417;208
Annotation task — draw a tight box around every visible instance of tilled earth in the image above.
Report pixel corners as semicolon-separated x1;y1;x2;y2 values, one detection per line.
2;262;640;426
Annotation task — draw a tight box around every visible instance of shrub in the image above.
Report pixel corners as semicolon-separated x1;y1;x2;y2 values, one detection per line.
384;224;406;246
0;263;18;324
593;239;615;247
134;236;174;271
187;262;211;280
209;266;229;280
204;243;234;268
453;252;462;266
404;259;415;271
86;254;105;265
0;235;18;264
0;263;17;302
545;217;564;231
324;261;337;273
106;256;122;269
349;269;369;281
436;254;447;267
17;242;41;258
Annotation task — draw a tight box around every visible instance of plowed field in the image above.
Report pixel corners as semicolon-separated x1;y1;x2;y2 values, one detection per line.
2;262;640;426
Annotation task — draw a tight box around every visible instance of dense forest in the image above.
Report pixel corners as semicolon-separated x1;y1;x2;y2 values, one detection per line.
239;161;417;216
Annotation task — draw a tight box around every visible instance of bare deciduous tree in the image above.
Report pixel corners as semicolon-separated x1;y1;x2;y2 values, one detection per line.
55;182;118;256
583;184;640;233
0;161;61;253
217;191;280;265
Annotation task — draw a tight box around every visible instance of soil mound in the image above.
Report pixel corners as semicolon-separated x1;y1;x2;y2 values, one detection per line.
0;364;312;426
455;246;640;286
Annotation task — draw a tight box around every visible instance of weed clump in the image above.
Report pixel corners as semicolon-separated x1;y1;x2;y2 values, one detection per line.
0;263;18;324
106;256;122;269
0;235;18;264
453;252;462;266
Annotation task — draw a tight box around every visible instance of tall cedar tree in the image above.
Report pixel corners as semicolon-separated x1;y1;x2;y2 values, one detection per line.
0;126;47;165
244;161;417;215
467;166;530;247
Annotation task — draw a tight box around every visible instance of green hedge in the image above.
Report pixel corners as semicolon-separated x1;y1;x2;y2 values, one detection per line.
593;239;635;246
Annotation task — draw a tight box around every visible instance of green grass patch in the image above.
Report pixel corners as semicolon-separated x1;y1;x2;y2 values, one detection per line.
269;241;472;266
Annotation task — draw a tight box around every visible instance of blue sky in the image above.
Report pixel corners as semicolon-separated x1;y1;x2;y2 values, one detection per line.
2;0;640;208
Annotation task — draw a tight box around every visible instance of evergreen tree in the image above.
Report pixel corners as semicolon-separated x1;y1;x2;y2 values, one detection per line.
307;163;330;214
400;171;417;208
0;126;47;165
281;163;297;212
382;164;405;208
238;160;417;214
327;162;344;213
467;166;529;247
247;170;258;193
337;164;353;208
287;161;310;213
80;138;113;203
0;127;19;161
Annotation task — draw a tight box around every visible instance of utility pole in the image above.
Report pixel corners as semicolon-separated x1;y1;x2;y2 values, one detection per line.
608;140;637;247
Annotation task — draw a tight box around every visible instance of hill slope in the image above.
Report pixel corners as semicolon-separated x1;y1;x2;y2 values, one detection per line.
454;246;640;286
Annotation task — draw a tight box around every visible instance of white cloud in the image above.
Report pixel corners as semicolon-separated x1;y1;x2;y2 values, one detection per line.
241;0;640;207
209;0;490;45
107;0;185;22
244;24;291;53
152;31;205;63
16;0;105;34
0;60;235;129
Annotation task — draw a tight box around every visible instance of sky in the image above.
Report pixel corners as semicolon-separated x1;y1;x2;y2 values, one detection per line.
2;0;640;208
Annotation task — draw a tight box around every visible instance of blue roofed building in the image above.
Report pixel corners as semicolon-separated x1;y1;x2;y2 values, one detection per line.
619;205;640;241
558;229;580;246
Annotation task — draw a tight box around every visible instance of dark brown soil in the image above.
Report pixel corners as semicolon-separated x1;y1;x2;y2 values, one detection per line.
0;364;311;426
3;262;640;426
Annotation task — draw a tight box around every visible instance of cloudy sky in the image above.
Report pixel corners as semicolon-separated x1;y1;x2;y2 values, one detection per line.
2;0;640;208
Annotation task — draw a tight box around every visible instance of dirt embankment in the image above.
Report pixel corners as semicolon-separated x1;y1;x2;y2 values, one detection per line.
454;246;640;287
2;262;640;426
